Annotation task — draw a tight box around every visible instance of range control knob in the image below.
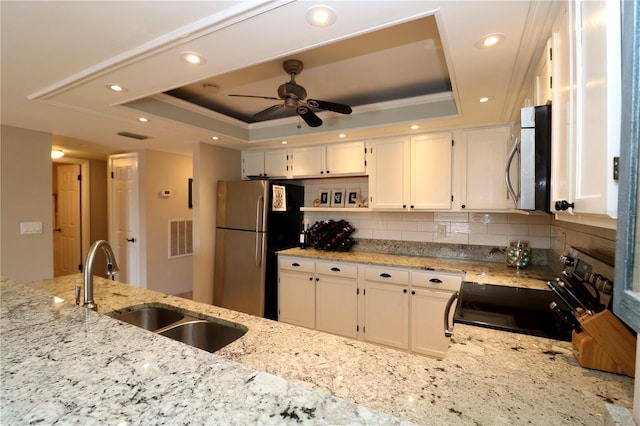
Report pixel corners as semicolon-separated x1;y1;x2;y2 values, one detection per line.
559;255;575;266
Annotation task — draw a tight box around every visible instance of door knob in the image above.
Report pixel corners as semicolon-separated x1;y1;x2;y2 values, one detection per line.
126;238;136;243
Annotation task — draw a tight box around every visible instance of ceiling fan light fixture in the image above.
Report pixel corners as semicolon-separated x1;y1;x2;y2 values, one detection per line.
306;5;336;27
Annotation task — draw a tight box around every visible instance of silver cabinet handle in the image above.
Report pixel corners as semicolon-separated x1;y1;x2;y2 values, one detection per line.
444;291;459;338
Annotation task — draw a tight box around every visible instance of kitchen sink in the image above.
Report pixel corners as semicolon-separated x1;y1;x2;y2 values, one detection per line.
110;305;247;352
113;306;185;331
159;320;247;353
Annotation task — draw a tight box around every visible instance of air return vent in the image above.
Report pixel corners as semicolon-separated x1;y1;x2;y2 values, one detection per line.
117;131;149;140
168;219;193;259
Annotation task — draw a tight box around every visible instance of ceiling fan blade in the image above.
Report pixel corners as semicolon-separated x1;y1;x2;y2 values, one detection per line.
255;104;284;117
296;105;323;127
229;94;279;100
307;99;352;115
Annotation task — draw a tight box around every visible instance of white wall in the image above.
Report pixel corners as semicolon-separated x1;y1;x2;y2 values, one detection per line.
192;143;240;304
143;150;193;295
0;125;53;281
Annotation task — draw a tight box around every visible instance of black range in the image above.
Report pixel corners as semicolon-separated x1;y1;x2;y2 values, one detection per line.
453;281;573;342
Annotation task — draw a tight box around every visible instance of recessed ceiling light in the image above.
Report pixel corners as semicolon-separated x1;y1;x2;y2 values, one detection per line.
51;149;64;159
475;33;506;49
281;140;288;145
211;136;219;141
306;5;336;27
410;125;420;130
339;133;346;138
181;51;206;65
106;84;125;92
479;97;490;103
138;117;149;123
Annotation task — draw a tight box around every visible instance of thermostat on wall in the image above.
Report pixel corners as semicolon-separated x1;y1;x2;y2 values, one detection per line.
160;189;172;198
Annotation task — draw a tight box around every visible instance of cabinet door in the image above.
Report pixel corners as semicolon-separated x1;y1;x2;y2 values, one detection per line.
368;136;410;210
363;281;409;349
241;151;264;179
535;38;553;105
459;127;511;210
410;133;452;210
410;288;455;358
551;4;574;215
290;146;326;178
325;141;366;176
278;270;315;328
316;274;358;338
264;149;289;178
572;0;620;217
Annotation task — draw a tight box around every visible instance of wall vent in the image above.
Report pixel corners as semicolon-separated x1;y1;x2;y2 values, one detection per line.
168;219;193;259
117;131;149;140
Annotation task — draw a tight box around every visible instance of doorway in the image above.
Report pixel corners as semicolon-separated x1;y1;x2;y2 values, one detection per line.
52;159;90;276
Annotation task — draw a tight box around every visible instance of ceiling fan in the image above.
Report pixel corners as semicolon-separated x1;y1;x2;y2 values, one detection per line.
229;59;352;127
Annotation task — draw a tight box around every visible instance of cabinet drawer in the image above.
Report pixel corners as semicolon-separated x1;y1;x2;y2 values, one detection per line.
315;261;357;278
364;266;409;285
411;271;463;291
279;257;315;273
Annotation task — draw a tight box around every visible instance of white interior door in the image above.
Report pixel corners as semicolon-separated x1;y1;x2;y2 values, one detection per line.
110;154;140;287
54;164;81;276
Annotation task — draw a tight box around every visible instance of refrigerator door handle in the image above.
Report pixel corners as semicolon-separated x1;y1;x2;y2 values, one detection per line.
255;195;265;268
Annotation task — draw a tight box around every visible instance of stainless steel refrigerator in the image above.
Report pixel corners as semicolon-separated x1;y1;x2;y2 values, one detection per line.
214;180;303;319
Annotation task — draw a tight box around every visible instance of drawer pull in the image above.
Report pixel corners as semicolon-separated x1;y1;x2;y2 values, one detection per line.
429;278;443;284
330;267;341;272
292;263;301;267
380;273;392;278
403;289;407;293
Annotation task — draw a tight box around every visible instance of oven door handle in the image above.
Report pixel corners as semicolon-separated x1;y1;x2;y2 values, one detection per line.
444;291;459;338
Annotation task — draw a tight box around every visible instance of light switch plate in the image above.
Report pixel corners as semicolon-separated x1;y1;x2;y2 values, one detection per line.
20;221;43;234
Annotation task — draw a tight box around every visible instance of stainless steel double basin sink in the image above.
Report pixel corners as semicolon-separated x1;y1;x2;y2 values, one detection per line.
111;305;247;353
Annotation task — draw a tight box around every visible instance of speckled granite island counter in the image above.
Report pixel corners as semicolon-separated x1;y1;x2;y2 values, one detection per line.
4;274;634;425
279;247;555;289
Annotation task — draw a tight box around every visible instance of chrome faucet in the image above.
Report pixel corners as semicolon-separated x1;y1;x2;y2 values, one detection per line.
77;240;120;311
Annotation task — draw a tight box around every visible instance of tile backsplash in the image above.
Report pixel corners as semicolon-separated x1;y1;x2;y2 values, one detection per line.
302;178;552;249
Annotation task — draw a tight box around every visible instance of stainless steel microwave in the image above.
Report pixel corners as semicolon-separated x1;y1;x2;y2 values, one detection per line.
505;105;552;212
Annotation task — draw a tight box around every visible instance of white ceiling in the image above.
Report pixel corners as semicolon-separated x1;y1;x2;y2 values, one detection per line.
0;1;559;159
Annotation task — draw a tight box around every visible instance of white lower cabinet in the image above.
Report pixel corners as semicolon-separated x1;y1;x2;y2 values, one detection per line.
278;257;357;337
315;261;358;338
278;255;462;358
363;280;410;349
278;258;315;329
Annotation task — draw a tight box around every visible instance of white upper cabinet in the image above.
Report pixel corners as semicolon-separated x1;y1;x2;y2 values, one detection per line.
535;38;554;106
241;149;288;179
325;141;366;176
264;149;289;178
368;136;410;210
551;0;620;227
368;133;452;211
241;150;266;179
454;126;512;211
410;133;453;210
289;145;326;178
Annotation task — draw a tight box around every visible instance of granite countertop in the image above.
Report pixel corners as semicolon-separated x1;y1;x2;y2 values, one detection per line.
6;274;634;425
279;247;554;290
